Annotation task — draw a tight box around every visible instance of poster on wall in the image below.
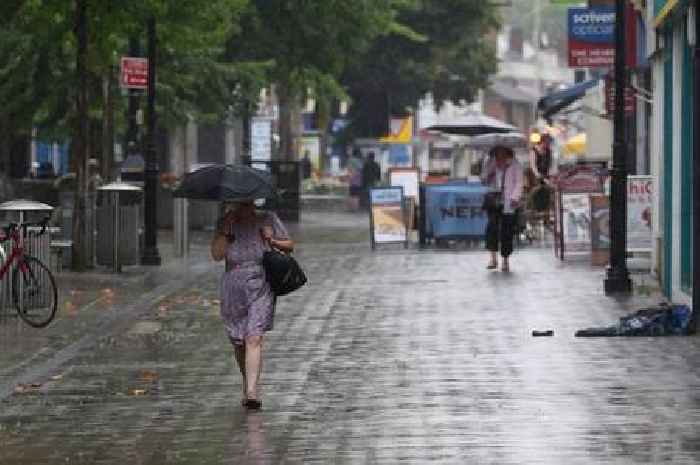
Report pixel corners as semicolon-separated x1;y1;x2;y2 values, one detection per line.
627;176;653;252
390;168;420;230
369;187;407;249
251;117;272;171
561;193;592;253
389;168;419;203
590;194;610;266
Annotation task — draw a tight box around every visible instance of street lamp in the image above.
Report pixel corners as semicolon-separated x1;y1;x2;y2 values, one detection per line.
604;0;631;294
141;16;161;266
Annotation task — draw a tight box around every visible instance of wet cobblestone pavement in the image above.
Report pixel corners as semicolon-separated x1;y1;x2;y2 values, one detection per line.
1;211;699;464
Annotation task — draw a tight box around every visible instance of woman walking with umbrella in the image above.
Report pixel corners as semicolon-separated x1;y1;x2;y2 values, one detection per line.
211;201;294;410
481;146;524;272
175;165;294;410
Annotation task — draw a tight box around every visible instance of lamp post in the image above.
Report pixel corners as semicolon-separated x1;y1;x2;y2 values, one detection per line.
141;16;161;266
604;0;632;294
691;0;700;333
126;36;140;148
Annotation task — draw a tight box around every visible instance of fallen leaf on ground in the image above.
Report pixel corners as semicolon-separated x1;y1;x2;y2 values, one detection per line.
137;370;159;382
14;383;42;394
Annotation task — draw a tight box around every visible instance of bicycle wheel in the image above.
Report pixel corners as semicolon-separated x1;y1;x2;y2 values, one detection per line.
12;256;58;328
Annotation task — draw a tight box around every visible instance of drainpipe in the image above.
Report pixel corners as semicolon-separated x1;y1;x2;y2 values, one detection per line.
691;0;699;333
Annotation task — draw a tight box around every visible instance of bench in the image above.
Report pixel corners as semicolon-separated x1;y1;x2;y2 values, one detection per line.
49;240;73;272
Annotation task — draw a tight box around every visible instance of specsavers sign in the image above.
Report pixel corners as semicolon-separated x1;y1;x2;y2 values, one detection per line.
568;7;616;67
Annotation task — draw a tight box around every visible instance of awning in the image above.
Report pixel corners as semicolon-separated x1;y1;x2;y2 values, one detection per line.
489;81;537;104
537;79;600;120
563;133;587;156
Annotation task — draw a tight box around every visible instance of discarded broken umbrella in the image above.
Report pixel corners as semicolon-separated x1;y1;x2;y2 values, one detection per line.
575;304;691;337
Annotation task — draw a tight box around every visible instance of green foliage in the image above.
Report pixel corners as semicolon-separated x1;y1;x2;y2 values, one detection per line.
0;0;263;139
229;0;406;103
343;0;500;137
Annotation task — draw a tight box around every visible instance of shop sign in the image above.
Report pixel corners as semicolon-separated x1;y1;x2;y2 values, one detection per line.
561;193;592;253
250;117;272;170
390;168;420;203
568;6;637;68
424;184;489;239
369;187;407;248
568;7;616;67
556;165;606;193
605;76;636;116
120;57;148;89
590;194;610;266
627;175;653;251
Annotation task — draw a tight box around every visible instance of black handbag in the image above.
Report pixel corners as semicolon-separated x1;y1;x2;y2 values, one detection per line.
262;249;307;296
481;192;503;212
482;166;507;212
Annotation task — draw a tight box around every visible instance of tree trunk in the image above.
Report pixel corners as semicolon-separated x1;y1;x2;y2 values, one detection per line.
277;81;301;161
101;69;115;180
316;98;331;174
0;118;8;175
71;0;89;271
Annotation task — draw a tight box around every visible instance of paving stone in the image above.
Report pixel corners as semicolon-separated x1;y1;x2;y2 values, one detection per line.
0;210;698;464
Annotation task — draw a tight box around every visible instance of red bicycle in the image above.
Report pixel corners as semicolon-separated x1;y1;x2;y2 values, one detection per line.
0;217;58;328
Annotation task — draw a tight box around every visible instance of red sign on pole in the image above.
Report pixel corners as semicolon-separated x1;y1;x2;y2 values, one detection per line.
604;76;635;116
120;57;148;90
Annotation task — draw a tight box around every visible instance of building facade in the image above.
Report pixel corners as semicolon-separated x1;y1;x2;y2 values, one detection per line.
648;0;694;304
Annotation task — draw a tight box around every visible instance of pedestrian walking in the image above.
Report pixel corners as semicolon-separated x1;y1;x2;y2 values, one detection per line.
347;149;364;210
481;146;524;272
210;200;294;410
361;151;381;208
301;151;312;180
529;133;553;180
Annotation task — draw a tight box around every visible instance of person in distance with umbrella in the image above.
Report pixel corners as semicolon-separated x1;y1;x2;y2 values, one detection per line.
210;200;294;410
481;146;524;272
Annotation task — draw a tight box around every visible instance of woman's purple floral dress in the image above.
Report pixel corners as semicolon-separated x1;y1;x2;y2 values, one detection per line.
220;211;289;346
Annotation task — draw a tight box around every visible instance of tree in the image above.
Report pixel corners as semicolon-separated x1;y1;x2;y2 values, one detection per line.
343;0;500;138
0;0;261;270
228;0;406;160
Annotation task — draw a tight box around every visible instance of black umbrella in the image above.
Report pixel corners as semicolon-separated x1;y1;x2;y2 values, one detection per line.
173;164;277;201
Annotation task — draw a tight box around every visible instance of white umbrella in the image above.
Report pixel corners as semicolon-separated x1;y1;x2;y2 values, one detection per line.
426;112;517;136
466;132;527;149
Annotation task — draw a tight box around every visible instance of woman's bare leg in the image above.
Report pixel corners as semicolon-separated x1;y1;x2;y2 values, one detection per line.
245;336;263;400
234;344;246;399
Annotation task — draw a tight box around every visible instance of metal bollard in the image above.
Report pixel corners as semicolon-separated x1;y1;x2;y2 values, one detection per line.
173;198;189;257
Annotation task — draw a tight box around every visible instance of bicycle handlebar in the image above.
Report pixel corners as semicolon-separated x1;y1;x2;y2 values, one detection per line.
1;216;51;240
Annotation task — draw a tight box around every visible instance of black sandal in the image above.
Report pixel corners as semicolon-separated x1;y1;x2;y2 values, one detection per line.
243;399;262;410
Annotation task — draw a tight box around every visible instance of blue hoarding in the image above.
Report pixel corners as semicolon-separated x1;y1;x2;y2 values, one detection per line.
425;183;489;238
